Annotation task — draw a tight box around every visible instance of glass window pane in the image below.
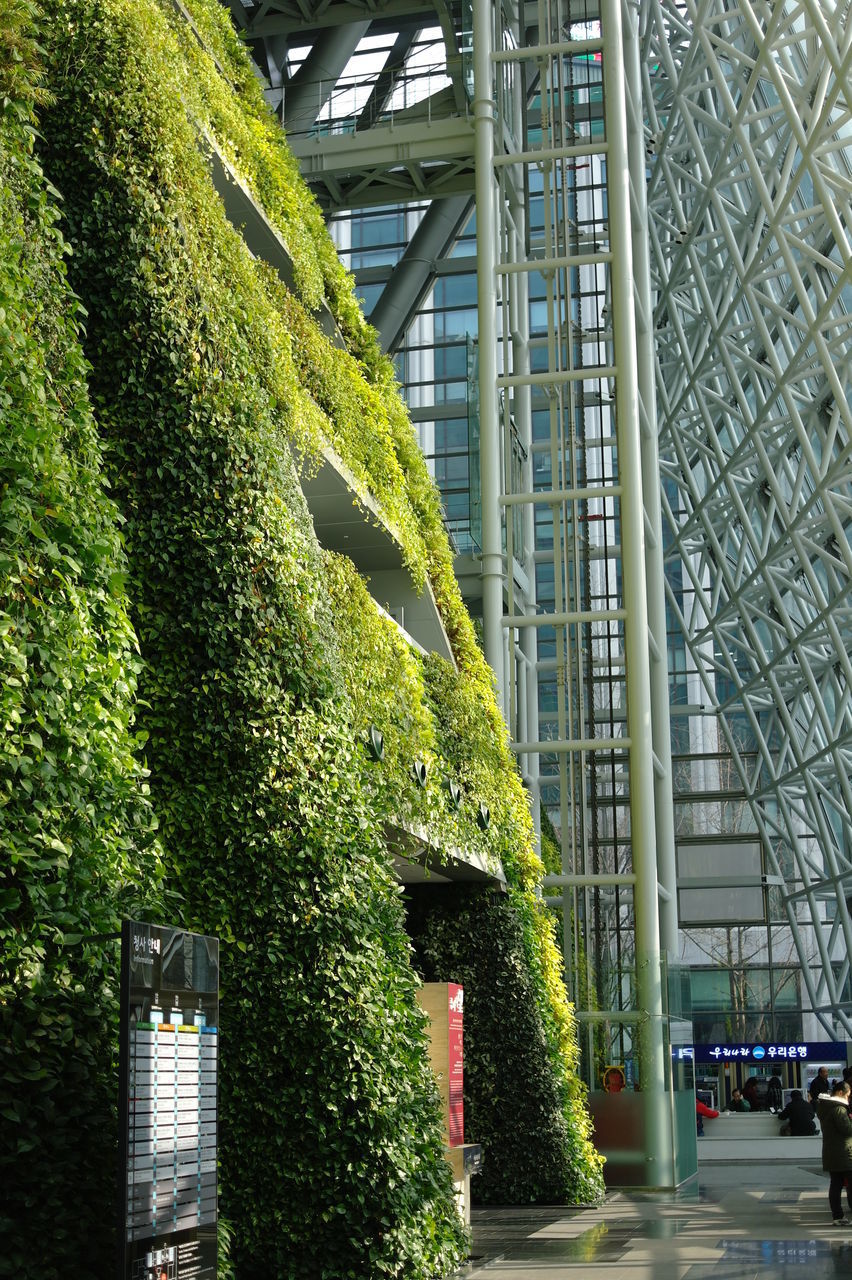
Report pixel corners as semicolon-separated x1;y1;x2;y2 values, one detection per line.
678;886;764;923
677;841;761;879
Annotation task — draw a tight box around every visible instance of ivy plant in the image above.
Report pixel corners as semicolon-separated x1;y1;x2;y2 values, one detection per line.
0;7;165;1273
33;0;467;1273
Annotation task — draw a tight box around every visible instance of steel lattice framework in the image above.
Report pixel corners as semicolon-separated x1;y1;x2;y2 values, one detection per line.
642;0;852;1035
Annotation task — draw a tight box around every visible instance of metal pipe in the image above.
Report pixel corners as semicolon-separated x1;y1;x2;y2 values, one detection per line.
576;1010;644;1023
491;37;604;60
493;141;609;166
506;72;540;822
503;608;626;627
601;0;671;1186
544;873;637;887
500;484;621;505
472;0;505;709
624;0;679;958
497;252;614;272
369;197;473;353
512;737;630;753
283;22;371;136
497;365;616;387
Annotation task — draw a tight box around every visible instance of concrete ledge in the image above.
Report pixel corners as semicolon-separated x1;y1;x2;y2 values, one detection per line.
698;1134;821;1161
386;820;506;887
710;1115;789;1138
206;141;345;348
700;1113;821;1160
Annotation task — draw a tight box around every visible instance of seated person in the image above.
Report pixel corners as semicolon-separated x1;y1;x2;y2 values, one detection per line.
778;1088;817;1136
728;1087;750;1112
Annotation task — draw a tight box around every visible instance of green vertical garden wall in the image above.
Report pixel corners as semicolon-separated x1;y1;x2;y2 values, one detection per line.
0;0;603;1273
0;9;166;1272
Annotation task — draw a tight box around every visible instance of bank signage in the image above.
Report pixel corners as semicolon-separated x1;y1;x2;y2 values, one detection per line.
675;1040;847;1064
119;920;219;1280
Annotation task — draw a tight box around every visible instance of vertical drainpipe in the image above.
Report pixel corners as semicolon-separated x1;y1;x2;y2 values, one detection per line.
473;0;506;713
600;0;672;1186
506;49;539;836
516;245;540;832
623;0;679;958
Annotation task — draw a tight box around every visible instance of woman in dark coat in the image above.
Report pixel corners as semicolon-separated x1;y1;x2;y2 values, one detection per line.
816;1081;852;1225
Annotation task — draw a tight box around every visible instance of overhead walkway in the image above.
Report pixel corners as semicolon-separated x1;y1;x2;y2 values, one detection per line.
454;1159;852;1278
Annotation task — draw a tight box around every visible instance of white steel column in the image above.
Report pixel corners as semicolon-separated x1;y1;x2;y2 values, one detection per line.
506;185;540;796
601;0;671;1183
624;0;678;956
473;0;507;711
477;0;676;1181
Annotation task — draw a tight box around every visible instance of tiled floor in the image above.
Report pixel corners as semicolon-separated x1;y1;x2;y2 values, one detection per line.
455;1162;852;1278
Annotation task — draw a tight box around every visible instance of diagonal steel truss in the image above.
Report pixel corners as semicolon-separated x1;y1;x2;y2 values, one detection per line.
642;0;852;1036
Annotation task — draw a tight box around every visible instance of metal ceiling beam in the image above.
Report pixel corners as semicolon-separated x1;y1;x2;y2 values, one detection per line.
243;0;434;38
282;20;371;137
368;195;472;351
355;25;420;130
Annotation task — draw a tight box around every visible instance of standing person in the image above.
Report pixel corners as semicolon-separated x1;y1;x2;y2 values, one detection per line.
810;1066;831;1105
742;1077;761;1110
767;1073;783;1112
696;1097;719;1137
778;1089;817;1136
816;1081;852;1226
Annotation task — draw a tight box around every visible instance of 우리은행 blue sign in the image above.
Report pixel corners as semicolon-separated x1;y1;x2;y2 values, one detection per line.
680;1041;847;1064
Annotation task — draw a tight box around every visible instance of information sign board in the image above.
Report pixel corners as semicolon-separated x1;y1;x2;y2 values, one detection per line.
119;921;219;1280
447;984;464;1147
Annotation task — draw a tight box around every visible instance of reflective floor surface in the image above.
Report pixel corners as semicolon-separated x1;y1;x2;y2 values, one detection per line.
454;1161;852;1278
